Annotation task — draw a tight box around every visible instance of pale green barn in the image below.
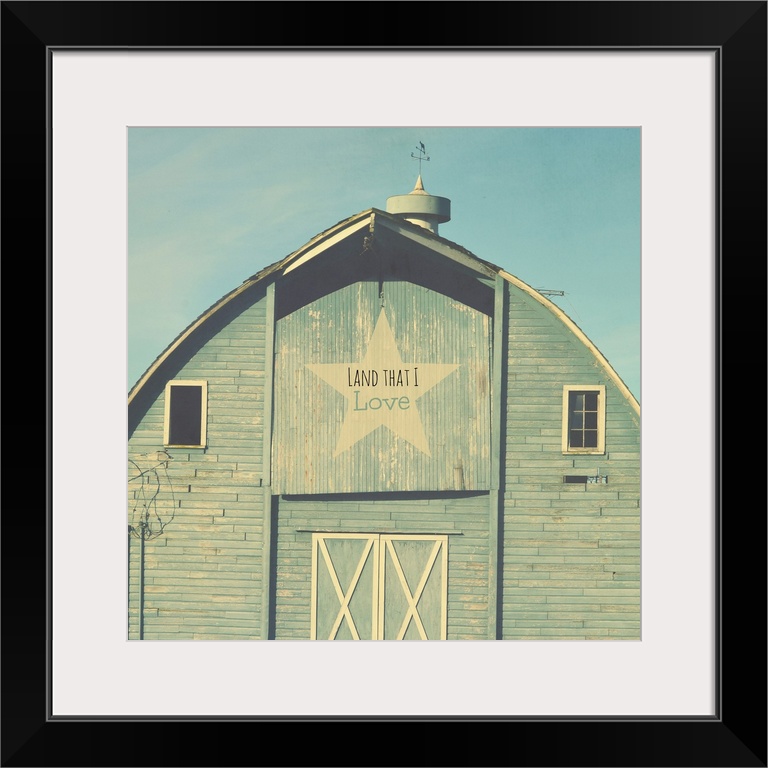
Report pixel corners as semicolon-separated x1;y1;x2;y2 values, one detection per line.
128;177;640;641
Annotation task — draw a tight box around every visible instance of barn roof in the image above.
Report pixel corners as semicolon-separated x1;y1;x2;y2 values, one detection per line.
128;208;639;416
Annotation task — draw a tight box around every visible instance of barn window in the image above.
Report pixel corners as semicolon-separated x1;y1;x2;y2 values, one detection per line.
562;385;605;454
163;381;208;448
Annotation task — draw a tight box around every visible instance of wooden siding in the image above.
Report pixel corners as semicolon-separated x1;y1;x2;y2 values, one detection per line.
501;286;641;639
272;280;491;494
128;295;269;640
273;494;491;640
126;222;640;642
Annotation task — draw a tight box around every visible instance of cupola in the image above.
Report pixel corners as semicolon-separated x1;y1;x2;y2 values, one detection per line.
385;174;451;235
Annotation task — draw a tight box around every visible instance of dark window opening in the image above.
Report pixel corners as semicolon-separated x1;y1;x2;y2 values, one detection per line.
167;385;203;446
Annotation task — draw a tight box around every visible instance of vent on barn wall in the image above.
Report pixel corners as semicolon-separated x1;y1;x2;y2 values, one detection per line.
563;470;608;485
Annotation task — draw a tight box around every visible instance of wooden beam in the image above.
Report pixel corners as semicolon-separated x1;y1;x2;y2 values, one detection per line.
375;214;498;278
488;274;506;639
260;281;276;640
282;216;372;275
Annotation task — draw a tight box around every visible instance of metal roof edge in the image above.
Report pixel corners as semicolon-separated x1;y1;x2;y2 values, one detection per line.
128;210;377;406
498;269;641;416
129;209;638;420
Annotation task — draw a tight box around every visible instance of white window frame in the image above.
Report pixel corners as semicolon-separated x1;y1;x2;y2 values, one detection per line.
561;384;606;455
163;380;208;448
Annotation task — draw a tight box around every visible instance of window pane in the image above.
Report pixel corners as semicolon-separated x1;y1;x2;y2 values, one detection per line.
571;412;584;429
585;392;598;411
168;386;202;445
583;430;598;448
571;393;585;410
585;412;598;429
570;429;584;448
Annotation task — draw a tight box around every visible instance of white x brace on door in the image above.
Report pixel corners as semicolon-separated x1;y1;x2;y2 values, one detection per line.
310;533;448;640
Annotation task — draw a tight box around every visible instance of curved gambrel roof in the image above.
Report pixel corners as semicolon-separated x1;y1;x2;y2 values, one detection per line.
129;208;640;418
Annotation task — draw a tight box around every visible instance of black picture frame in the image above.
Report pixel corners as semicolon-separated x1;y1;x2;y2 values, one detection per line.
5;2;765;765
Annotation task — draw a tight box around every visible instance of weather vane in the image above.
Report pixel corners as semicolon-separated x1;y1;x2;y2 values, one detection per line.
411;141;430;174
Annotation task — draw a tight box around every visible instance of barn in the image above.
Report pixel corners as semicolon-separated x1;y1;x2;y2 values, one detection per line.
127;175;640;641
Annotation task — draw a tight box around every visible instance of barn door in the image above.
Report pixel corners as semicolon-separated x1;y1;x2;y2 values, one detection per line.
311;534;379;640
379;535;448;640
311;533;447;640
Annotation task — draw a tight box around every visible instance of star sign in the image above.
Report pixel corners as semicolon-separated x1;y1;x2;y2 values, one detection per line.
306;309;459;457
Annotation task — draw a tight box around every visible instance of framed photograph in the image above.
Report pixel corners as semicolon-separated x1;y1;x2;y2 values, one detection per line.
7;1;764;765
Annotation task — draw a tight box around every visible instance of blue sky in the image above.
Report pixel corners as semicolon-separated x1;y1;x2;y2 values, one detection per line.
128;127;640;400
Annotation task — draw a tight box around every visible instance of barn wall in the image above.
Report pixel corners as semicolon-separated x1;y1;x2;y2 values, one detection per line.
274;494;491;640
128;291;269;639
501;285;641;639
127;252;641;641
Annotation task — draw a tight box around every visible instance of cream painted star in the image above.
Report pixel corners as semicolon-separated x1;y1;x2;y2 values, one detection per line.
306;308;459;457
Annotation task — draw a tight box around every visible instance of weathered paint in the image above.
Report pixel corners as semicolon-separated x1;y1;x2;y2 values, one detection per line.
127;207;640;641
501;285;641;639
128;291;269;640
272;279;491;494
274;494;490;640
309;533;449;640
